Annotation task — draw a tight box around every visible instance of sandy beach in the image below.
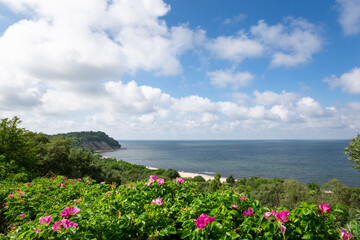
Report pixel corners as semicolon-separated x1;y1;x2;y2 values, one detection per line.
146;166;227;182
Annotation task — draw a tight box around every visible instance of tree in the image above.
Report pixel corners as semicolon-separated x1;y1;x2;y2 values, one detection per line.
345;133;360;171
226;174;235;184
209;172;222;192
0;117;38;180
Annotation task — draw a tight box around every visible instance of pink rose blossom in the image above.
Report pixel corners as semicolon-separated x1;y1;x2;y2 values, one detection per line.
18;192;25;196
19;198;23;201
61;183;65;187
240;196;248;201
3;202;6;206
16;189;20;191
19;213;25;217
50;177;55;180
59;207;80;218
52;219;78;231
157;178;165;185
264;209;276;220
27;183;31;186
34;229;41;234
100;181;106;184
231;203;238;209
8;193;14;198
151;198;163;205
275;211;289;223
149;175;158;180
193;214;216;229
77;178;81;181
48;186;51;189
176;178;184;184
340;229;353;239
243;208;254;217
318;203;331;213
64;179;68;182
39;216;52;225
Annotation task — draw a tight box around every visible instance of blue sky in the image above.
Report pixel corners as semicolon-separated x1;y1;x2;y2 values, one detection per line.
0;0;359;139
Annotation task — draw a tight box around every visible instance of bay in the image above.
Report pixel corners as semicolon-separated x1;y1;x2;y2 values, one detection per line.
102;140;360;187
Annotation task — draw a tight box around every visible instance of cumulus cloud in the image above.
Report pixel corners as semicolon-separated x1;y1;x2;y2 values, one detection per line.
207;69;254;89
206;32;263;62
336;0;360;35
250;18;323;67
253;90;299;106
324;67;360;94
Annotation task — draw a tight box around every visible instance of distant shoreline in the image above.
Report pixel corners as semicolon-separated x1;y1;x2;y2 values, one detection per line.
146;166;227;182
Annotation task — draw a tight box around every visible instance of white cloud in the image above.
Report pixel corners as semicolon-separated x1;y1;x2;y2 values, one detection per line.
296;97;326;117
206;32;263;62
250;18;323;67
324;67;360;94
105;80;172;114
173;95;216;113
253;90;299;106
336;0;360;35
207;69;254;89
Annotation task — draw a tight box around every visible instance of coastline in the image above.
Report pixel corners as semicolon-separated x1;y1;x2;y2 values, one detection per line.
146;166;227;182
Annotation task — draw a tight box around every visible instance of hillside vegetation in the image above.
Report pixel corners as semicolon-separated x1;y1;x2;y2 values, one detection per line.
51;131;121;151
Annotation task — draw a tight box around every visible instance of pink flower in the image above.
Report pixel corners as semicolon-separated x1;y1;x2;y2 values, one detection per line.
275;211;289;223
151;198;163;205
77;178;81;181
340;229;353;239
39;216;52;225
19;198;23;201
18;192;25;196
157;178;165;185
8;193;14;198
318;203;331;213
243;208;254;217
280;225;286;234
231;203;238;209
27;183;31;186
100;181;106;184
149;175;158;180
240;196;248;201
16;189;20;191
61;183;65;187
264;209;276;220
3;202;6;206
64;179;68;182
19;213;25;217
59;207;80;218
193;214;216;229
57;183;61;186
86;180;89;183
52;219;78;231
145;178;155;186
50;177;55;180
48;186;51;189
34;229;41;234
176;178;184;184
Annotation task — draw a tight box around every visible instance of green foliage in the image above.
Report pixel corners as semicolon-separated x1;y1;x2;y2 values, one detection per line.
345;133;360;171
52;131;121;151
0;117;38;181
0;176;356;239
209;172;222;192
226;174;235;184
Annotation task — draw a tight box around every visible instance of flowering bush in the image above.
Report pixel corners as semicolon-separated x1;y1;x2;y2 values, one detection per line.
0;175;356;239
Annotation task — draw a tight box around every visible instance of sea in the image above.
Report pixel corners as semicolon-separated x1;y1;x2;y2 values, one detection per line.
101;140;360;187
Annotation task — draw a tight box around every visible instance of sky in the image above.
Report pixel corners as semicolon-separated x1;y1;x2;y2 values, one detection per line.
0;0;359;140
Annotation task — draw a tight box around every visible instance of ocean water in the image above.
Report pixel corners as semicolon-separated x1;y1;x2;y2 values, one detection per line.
102;140;360;187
